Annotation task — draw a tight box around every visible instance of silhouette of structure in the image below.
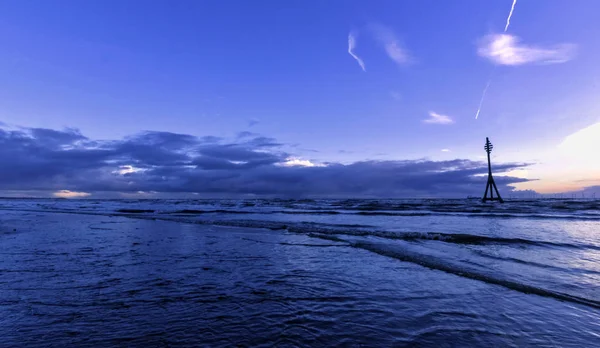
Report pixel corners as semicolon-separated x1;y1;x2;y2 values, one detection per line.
482;137;504;203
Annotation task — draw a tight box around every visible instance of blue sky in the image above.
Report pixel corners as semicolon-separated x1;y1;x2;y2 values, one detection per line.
1;0;599;197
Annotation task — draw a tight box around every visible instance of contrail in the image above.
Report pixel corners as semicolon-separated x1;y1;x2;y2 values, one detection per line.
504;0;518;32
348;31;366;72
474;67;496;120
475;0;518;119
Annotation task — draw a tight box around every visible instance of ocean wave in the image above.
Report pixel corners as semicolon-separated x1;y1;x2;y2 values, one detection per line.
167;209;254;215
349;211;600;220
311;237;600;310
2;206;598;251
116;209;155;214
471;249;600;276
4;203;600;311
159;208;600;221
2;197;599;221
296;228;600;252
392;232;600;250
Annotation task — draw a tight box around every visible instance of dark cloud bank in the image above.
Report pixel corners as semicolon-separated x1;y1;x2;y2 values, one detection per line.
0;126;533;198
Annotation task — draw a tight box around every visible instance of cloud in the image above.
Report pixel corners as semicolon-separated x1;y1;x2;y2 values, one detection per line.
0;125;531;198
348;31;366;72
237;131;259;139
53;190;91;198
248;118;260;127
558;122;600;158
579;185;600;197
114;165;145;175
199;135;222;143
280;157;324;167
477;34;576;66
424;112;454;125
370;24;410;66
554;122;600;176
390;91;402;101
441;149;451;152
497;169;528;179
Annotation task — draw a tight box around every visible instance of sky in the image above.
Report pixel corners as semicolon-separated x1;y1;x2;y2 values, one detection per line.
0;0;599;198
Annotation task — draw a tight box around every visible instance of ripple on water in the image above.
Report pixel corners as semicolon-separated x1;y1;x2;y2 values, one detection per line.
1;211;600;347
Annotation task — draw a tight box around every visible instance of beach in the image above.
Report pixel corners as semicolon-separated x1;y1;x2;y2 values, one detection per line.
2;199;600;346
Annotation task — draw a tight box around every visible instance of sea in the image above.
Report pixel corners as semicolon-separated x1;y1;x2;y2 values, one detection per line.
1;198;599;347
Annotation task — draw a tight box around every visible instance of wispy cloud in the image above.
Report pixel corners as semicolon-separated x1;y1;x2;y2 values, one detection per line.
441;149;451;152
478;34;576;66
424;112;454;125
390;91;402;101
348;31;366;72
237;131;259;139
248;118;260;127
370;24;410;66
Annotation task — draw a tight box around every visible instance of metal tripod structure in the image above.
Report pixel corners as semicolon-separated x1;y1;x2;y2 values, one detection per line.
482;137;504;203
